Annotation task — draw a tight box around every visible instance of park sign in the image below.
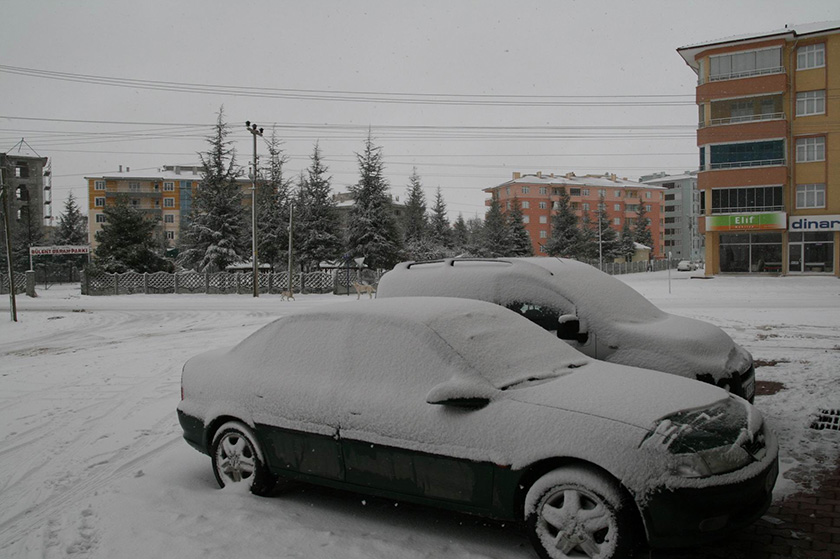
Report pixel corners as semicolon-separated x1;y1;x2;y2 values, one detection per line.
29;245;90;256
789;215;840;232
705;212;786;232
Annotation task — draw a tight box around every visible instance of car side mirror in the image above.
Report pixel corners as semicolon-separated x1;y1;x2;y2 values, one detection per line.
426;379;494;409
557;314;589;344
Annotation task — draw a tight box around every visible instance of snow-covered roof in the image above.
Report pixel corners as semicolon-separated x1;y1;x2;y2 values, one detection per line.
678;20;840;70
633;242;651;250
487;172;665;192
641;173;697;185
85;166;203;182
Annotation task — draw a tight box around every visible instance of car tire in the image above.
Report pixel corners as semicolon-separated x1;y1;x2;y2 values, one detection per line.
211;421;276;496
524;466;636;559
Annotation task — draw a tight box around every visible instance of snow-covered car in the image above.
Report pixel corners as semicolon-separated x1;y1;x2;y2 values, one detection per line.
377;258;755;402
677;260;695;271
177;297;778;559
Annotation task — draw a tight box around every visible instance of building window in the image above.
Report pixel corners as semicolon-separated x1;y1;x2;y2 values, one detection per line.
789;232;834;273
711;185;784;214
128;181;141;192
521;186;530;194
614;190;621;198
796;137;825;162
709;140;785;169
796;184;826;209
505;187;510;196
95;197;105;207
14;163;29;178
164;182;175;191
645;192;651;199
164;214;175;223
539;215;548;224
598;189;606;197
523;215;530;224
538;201;547;210
521;201;530;209
614;204;621;211
164;197;175;208
539;230;547;239
645;205;652;212
582;189;589;196
582;203;590;211
613;218;620;225
94;180;106;190
797;44;825;70
539;187;548;195
709;47;782;81
796;91;825;116
95;214;106;223
506;201;511;210
720;232;782;273
570;188;581;196
166;231;175;240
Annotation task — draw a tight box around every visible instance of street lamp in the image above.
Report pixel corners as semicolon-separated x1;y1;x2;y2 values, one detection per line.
245;121;263;297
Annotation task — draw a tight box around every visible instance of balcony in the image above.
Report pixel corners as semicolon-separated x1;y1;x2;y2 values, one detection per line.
710;158;785;170
700;66;784;84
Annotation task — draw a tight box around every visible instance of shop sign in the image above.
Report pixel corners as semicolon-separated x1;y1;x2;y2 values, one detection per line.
789;215;840;232
706;212;786;232
29;245;90;256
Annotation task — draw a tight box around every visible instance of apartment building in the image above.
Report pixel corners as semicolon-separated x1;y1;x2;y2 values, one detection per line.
484;172;666;257
678;21;840;276
1;145;49;231
640;171;704;262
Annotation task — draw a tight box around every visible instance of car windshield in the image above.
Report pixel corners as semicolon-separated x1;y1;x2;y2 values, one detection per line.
426;308;589;390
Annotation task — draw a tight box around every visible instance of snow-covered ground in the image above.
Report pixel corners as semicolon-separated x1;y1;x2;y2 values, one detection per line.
0;271;838;558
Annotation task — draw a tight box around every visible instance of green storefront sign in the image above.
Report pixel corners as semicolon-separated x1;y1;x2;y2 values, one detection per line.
706;212;786;232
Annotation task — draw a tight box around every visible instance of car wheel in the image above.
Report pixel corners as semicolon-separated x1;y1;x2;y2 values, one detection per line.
524;466;635;559
211;421;276;496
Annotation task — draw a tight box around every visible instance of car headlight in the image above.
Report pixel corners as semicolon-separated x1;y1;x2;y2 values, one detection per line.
641;396;767;478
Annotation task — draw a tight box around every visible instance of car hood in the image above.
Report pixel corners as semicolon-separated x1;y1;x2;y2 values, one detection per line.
599;313;752;383
505;361;729;429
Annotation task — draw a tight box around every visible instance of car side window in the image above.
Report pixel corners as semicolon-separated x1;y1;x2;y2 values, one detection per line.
505;302;588;343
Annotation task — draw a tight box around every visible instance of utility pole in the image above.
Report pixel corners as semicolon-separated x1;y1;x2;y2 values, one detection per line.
1;164;18;322
246;121;263;297
287;203;293;295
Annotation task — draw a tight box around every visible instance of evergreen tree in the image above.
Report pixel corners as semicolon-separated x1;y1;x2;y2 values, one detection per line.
618;217;637;262
256;129;293;268
428;187;452;251
464;216;486;257
545;187;580;258
507;197;533;256
180;108;247;272
94;196;172;273
295;143;343;272
345;134;402;270
634;199;653;249
402;167;427;246
481;197;510;257
594;195;620;262
577;209;598;260
54;192;88;245
451;213;469;255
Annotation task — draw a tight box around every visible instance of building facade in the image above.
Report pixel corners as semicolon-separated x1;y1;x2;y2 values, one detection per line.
484;172;666;257
1;149;50;252
678;21;840;276
640;171;704;262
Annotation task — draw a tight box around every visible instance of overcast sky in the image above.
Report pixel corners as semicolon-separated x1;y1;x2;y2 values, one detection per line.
1;0;838;221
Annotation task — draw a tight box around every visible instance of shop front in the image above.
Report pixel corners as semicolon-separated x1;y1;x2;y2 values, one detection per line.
788;215;839;274
706;213;786;274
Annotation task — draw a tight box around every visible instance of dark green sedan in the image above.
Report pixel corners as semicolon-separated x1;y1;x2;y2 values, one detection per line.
177;297;777;559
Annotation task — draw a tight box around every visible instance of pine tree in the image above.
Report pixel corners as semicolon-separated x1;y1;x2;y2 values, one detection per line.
634;199;653;250
507;197;533;256
618;217;637;262
451;213;469;255
464;216;486;257
402;168;427;246
295;143;343;272
54;192;88;245
594;194;620;261
545;187;580;258
577;209;598;260
481;197;510;257
428;187;452;251
256;129;293;268
180;108;247;272
345;134;402;270
94;196;172;273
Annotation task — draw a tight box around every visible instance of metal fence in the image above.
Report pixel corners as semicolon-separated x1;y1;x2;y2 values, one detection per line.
80;269;370;296
0;272;27;295
584;258;684;276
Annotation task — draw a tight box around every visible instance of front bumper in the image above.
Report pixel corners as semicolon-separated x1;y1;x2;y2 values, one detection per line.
641;455;778;549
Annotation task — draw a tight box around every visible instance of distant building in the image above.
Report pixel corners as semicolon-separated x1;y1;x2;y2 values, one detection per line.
332;191;405;230
1;141;50;250
678;21;840;276
640;171;704;262
86;165;251;249
483;172;666;257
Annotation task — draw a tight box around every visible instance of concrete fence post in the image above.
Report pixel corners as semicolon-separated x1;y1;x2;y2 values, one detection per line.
25;270;36;297
173;273;179;294
114;273;120;296
204;272;210;294
143;273;149;294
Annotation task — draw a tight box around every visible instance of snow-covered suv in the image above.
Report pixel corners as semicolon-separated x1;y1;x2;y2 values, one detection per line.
377;257;755;401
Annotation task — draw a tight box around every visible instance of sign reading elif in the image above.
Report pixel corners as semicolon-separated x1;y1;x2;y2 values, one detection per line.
706;212;786;232
29;245;90;256
789;215;840;232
